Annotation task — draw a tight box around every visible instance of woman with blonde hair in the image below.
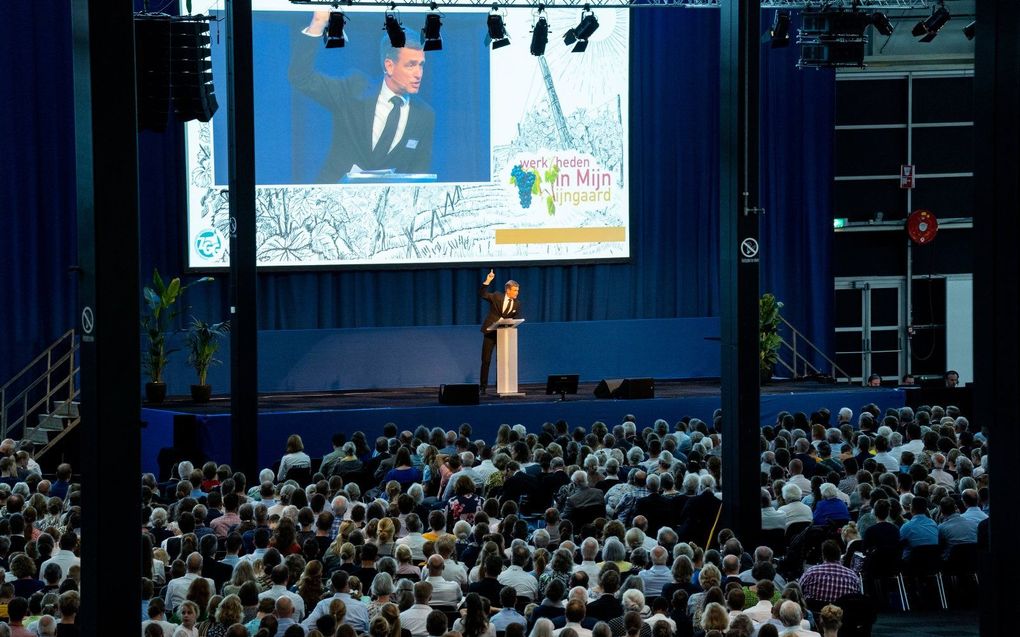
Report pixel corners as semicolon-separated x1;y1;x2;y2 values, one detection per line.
376;518;397;557
379;602;406;637
818;604;843;637
528;618;554;637
329;597;348;625
700;602;729;633
207;594;243;637
223;560;261;596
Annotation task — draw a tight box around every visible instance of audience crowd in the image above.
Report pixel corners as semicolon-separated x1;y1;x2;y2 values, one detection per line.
141;401;990;637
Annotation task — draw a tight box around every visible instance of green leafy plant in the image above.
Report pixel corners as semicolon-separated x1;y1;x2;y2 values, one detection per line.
760;293;784;382
142;268;213;384
185;318;230;386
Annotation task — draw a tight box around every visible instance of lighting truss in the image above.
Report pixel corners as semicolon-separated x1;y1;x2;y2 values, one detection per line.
290;0;932;10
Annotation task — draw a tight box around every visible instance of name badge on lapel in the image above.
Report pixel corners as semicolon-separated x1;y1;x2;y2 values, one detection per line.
406;139;419;149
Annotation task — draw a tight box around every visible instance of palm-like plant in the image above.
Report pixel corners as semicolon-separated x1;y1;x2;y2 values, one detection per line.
142;269;213;384
760;293;784;382
186;318;230;386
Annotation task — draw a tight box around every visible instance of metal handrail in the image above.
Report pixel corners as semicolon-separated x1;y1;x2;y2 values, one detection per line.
0;330;79;439
776;316;854;383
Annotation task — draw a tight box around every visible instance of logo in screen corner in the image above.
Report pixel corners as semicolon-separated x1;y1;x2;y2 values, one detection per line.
194;228;224;260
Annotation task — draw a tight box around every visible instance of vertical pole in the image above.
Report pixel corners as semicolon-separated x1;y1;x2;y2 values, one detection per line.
720;0;762;546
974;2;1020;635
72;0;141;632
226;0;259;478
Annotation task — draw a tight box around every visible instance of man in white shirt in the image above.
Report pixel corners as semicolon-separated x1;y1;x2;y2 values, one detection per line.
40;532;80;583
303;571;370;632
396;514;428;560
778;484;813;528
258;565;305;621
473;448;499;483
400;581;436;637
742;580;777;624
573;537;602;584
424;555;463;606
872;436;900;473
435;536;469;590
498;544;539;602
787;460;812;494
164;553;215;614
760;490;787;531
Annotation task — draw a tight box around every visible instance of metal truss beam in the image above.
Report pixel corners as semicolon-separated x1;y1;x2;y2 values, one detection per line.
291;0;931;10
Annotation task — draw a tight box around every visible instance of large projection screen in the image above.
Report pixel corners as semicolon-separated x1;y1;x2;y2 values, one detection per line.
185;1;629;268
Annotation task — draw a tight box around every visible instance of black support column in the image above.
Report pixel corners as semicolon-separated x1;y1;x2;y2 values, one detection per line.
72;0;142;632
974;2;1020;636
226;0;259;478
719;0;762;546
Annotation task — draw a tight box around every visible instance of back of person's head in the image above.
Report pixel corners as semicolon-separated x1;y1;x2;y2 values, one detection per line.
565;599;586;623
818;604;843;633
778;600;802;627
426;610;448;637
623;611;643;636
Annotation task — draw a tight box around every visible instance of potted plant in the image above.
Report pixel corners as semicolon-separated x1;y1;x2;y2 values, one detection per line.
142;268;212;403
185;317;230;402
760;293;784;384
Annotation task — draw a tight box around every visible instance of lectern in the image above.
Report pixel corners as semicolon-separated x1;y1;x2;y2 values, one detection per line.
488;318;525;396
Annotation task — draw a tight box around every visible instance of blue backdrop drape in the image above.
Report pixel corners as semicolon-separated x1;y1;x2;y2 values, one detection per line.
0;2;832;385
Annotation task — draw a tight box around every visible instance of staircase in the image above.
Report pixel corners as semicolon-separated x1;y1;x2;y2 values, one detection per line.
0;330;81;462
775;317;854;384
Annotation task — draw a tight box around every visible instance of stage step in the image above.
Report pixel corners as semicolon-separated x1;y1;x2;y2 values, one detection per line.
51;401;80;418
24;427;51;445
38;413;72;431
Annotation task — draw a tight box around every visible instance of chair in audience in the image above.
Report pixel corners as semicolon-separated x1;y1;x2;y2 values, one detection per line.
861;547;908;611
832;592;877;637
901;544;947;610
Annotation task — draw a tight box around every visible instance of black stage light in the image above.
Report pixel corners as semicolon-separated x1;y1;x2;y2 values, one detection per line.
871;12;894;37
487;5;510;50
564;6;598;53
384;9;406;48
530;8;549;56
323;11;348;48
422;9;443;51
770;10;791;48
914;4;950;42
963;20;976;40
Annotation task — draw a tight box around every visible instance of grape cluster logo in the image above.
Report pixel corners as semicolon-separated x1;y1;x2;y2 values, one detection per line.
194;228;224;260
510;163;561;215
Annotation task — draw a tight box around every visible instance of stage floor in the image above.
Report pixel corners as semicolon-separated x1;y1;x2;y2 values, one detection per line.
151;378;880;414
141;380;907;476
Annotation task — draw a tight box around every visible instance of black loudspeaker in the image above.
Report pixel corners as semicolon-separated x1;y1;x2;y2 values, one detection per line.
594;379;624;399
594;378;655;399
439;384;480;405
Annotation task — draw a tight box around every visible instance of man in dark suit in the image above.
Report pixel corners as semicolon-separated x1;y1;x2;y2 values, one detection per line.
562;472;605;526
675;475;723;547
290;12;435;183
501;462;540;514
478;270;521;394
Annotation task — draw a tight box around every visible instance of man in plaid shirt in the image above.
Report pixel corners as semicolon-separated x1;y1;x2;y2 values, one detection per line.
798;540;862;604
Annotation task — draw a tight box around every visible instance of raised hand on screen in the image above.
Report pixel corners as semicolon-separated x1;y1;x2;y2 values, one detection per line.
484;269;495;285
309;10;331;36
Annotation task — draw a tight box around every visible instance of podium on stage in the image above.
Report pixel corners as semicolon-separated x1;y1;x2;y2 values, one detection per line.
487;318;525;396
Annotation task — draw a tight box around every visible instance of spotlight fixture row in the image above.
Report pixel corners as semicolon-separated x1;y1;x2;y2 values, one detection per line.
321;4;596;56
911;2;950;42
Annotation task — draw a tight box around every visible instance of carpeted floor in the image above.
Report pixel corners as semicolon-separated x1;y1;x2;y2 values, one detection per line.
872;609;979;637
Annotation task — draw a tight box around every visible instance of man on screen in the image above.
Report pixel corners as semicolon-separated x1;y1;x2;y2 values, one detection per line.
289;12;436;182
479;270;521;395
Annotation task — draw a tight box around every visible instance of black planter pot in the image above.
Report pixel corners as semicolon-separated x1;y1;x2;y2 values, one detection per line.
190;384;212;402
145;382;167;404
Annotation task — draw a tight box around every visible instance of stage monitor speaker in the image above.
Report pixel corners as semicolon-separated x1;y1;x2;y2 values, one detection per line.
619;377;655;399
594;377;654;399
439;384;480;405
594;379;624;399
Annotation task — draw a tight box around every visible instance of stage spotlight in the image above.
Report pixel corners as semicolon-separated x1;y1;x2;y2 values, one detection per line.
912;4;950;42
963;20;976;40
384;8;406;48
770;10;791;48
323;11;348;49
871;12;894;37
487;5;510;50
530;8;549;56
421;7;442;51
564;6;598;53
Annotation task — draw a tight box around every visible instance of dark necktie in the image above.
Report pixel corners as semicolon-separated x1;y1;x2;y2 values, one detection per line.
372;96;404;166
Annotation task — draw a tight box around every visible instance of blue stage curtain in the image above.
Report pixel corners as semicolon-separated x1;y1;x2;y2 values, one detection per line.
759;14;835;372
0;3;833;383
